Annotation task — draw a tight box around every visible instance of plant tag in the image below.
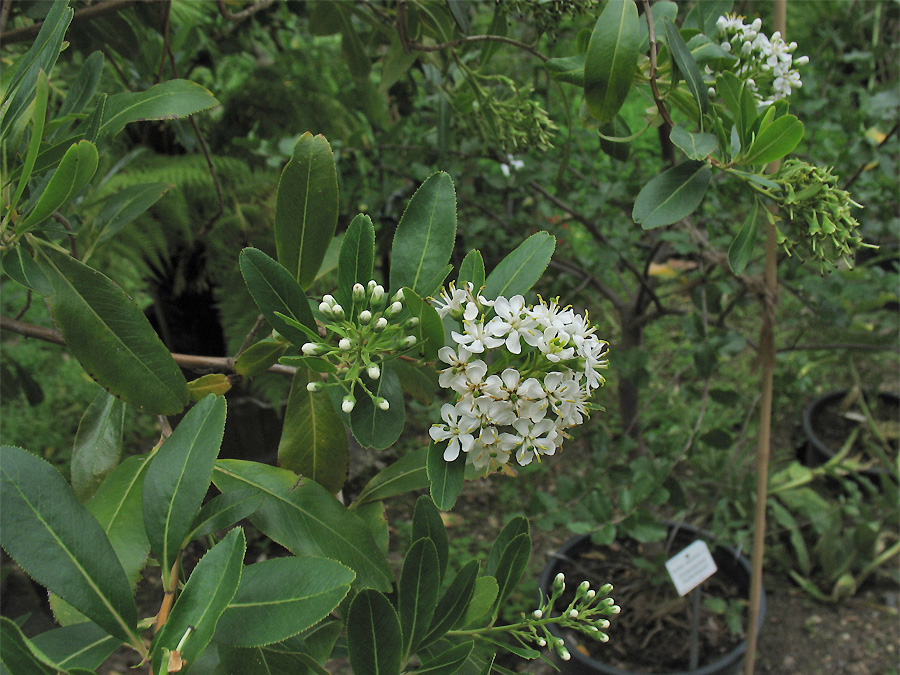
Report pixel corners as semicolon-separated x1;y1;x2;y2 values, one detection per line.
665;540;717;596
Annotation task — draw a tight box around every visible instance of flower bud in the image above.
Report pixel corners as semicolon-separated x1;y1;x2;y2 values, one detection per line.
341;396;355;413
370;285;385;306
559;649;571;661
375;397;390;411
331;304;345;320
306;381;323;393
598;583;613;595
318;301;333;316
401;335;417;348
322;294;336;306
359;310;372;324
568;609;578;618
386;300;403;317
374;317;388;332
586;589;596;599
609;605;621;614
532;609;543;619
367;279;377;292
302;342;325;356
352;283;366;302
339;338;352;351
405;316;420;329
367;364;381;380
537;638;547;647
595;631;610;643
391;289;404;304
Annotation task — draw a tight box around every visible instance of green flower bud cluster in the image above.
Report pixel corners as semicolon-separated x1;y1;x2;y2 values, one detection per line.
773;159;867;270
301;282;419;412
519;573;618;661
499;0;599;36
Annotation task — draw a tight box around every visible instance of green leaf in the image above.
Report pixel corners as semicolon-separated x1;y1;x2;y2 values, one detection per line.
633;160;711;229
380;34;418;93
218;634;327;675
84;455;151;588
57;51;104;119
349;365;406;450
356;500;390;558
0;446;138;645
337;214;376;312
599;115;632;162
30;621;119;672
684;0;732;34
457;250;485;291
143;395;226;579
347;589;402;675
279;368;349;494
663;18;709;120
584;0;640;123
234;337;290;377
399;538;440;658
491;533;531;610
71;389;125;502
17;140;98;233
152;528;245;668
2;247;53;295
389;172;457;298
213;460;394;591
637;1;679;53
727;197;760;274
462;576;498;627
393;359;439;406
275;133;339;288
188;373;233;401
413;641;475;674
420;560;479;648
482;232;555;300
485;517;529;579
352;447;429;508
742;115;804;165
37;247;188;414
0;0;72;144
185;489;264;543
0;617;57;675
412;496;449;581
216;556;355;647
427;440;466;511
240;247;317;345
98;79;218;139
9;69;49;217
544;54;585;85
669;126;718;161
402;287;444;361
89;182;172;248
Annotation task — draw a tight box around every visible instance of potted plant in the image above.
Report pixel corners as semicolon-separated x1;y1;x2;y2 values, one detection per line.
538;522;765;675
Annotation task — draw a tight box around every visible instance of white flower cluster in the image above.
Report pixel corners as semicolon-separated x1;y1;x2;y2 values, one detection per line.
712;14;809;103
428;283;608;472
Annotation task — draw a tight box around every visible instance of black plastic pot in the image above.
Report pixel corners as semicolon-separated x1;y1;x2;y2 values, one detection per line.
802;390;899;480
539;524;765;675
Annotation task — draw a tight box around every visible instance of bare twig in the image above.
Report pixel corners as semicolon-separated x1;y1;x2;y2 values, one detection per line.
0;0;12;33
237;313;268;356
51;211;79;258
641;0;675;129
843;120;899;190
0;0;140;45
216;0;275;24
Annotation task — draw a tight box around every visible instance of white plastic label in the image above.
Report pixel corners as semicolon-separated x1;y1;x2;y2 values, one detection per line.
665;539;718;596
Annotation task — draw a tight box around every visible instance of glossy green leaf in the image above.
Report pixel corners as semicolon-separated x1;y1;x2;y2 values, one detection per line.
218;634;327;674
584;0;640;123
420;560;479;648
30;621;119;672
86;455;151;591
338;213;376;311
352;447;429;508
663;18;709;120
392;359;439;406
234;336;290;377
0;446;138;645
213;460;394;591
188;373;232;401
98;79;218;139
380;34;418;93
742;115;804;165
462;576;498;627
491;533;531;609
57;51;104;119
152;528;245;668
349;364;406;450
279;368;349;494
716;71;757;150
71;389;124;502
402;287;444;361
633;160;711;229
484;516;529;578
356;500;390;558
426;440;466;511
1;247;53;295
389;172;457;298
482;232;555;300
727;197;760;274
143;394;226;578
9;70;49;216
185;489;264;543
17;140;98;233
544;54;585;85
0;617;56;674
599;115;632;162
37;247;188;414
0;0;72;143
399;538;440;657
275;133;339;288
347;590;402;675
684;0;733;33
670;126;718;160
413;641;475;675
216;556;354;647
412;496;449;580
457;249;485;291
240;247;317;345
90;182;172;248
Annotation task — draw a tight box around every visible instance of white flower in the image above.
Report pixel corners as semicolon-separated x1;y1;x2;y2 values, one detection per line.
452;319;504;354
487;295;539;354
429;403;479;461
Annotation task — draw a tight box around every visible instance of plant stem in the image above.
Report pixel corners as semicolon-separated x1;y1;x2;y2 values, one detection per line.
155;551;182;633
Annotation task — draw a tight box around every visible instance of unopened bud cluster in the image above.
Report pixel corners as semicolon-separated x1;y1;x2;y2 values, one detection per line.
517;573;618;661
301;281;418;412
